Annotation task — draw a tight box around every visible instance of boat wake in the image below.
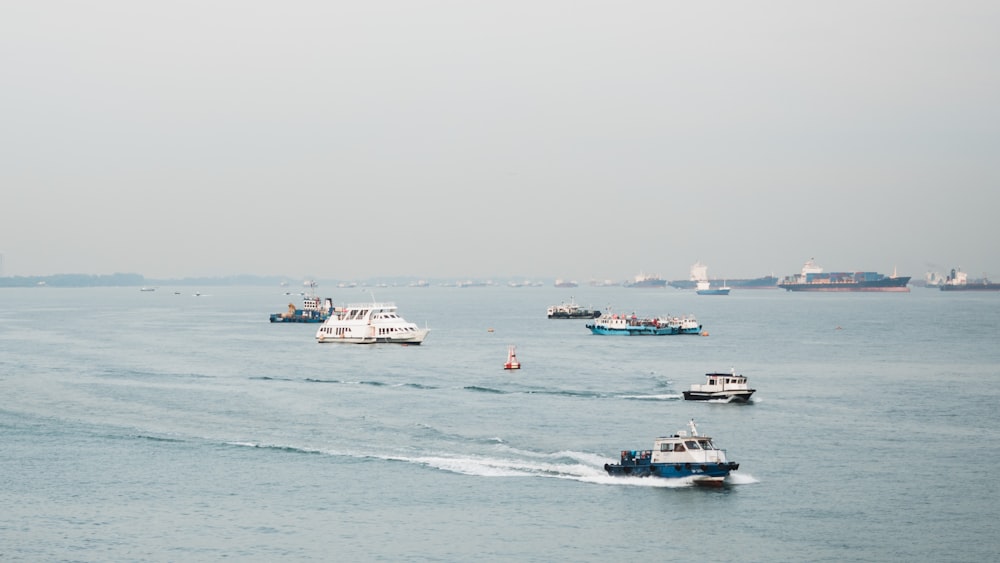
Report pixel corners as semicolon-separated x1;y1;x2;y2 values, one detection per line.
224;439;753;488
620;393;683;401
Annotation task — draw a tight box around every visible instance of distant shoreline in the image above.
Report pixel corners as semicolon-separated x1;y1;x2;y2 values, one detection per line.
0;273;293;288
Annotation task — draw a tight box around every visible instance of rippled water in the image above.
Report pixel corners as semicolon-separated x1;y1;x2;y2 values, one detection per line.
2;285;998;561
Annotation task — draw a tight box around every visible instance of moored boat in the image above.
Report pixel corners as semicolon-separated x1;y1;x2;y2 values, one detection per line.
315;301;429;344
940;268;1000;291
585;311;702;335
695;280;730;295
683;369;755;402
547;299;601;319
778;259;910;292
604;419;740;486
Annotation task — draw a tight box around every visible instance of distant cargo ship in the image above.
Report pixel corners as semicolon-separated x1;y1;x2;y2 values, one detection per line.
623;272;667;288
778;259;910;292
669;262;778;289
940;268;1000;291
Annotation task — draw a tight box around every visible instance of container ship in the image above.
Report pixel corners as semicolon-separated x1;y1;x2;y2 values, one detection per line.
777;259;910;292
940;268;1000;291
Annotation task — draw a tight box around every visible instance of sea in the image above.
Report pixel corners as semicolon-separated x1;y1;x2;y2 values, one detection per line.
2;284;998;562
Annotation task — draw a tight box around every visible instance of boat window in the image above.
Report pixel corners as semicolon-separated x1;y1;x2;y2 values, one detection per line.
674;444;685;452
685;441;700;450
708;379;716;385
660;443;673;452
698;440;714;450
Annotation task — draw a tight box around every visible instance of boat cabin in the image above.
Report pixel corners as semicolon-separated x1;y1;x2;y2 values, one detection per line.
690;372;751;394
618;421;730;466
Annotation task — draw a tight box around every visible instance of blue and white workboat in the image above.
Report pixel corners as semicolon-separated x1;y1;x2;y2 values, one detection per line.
604;420;739;486
585;312;702;335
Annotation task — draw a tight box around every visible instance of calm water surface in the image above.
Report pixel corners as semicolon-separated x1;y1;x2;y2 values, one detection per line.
2;285;998;561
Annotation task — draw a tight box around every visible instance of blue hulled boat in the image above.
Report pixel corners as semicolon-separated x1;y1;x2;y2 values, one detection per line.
585;311;702;335
604;420;739;486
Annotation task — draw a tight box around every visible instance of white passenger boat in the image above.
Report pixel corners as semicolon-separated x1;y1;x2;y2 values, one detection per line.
315;301;429;344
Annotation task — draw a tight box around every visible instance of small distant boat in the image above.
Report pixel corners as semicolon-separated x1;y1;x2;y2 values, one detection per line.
691;263;731;294
586;311;702;335
504;345;521;370
554;279;579;288
139;287;156;292
695;280;730;296
683;369;755;403
315;300;429;344
604;419;740;486
547;298;601;319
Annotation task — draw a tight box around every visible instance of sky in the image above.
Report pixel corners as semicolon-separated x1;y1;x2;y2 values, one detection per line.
2;1;998;282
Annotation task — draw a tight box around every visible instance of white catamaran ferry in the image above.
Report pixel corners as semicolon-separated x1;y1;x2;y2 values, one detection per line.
315;301;429;344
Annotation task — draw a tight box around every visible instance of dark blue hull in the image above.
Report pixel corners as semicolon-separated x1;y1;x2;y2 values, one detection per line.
269;311;329;323
605;460;738;480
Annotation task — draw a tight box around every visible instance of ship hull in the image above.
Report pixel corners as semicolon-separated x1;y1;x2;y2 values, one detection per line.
670;276;778;290
940;284;1000;291
696;288;730;295
778;276;910;293
683;390;755;402
778;282;910;292
588;326;677;336
604;461;738;485
548;311;600;319
625;280;667;288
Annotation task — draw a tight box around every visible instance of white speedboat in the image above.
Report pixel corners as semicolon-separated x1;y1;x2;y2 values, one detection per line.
315;301;429;344
683;369;755;402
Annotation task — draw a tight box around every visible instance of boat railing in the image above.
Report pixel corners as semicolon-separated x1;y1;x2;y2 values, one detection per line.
620;450;653;465
344;301;396;308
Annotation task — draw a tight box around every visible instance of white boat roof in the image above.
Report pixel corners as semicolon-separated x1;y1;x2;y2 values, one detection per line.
343;301;397;309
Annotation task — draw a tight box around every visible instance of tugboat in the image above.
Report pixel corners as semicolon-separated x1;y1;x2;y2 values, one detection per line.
683;369;755;402
604;420;739;486
546;298;601;319
270;282;335;323
503;345;521;370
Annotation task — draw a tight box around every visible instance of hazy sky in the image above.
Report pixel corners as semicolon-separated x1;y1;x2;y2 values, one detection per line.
3;1;998;282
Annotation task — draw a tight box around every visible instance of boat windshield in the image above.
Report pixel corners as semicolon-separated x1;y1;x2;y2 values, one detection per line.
684;441;701;450
698;440;715;450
